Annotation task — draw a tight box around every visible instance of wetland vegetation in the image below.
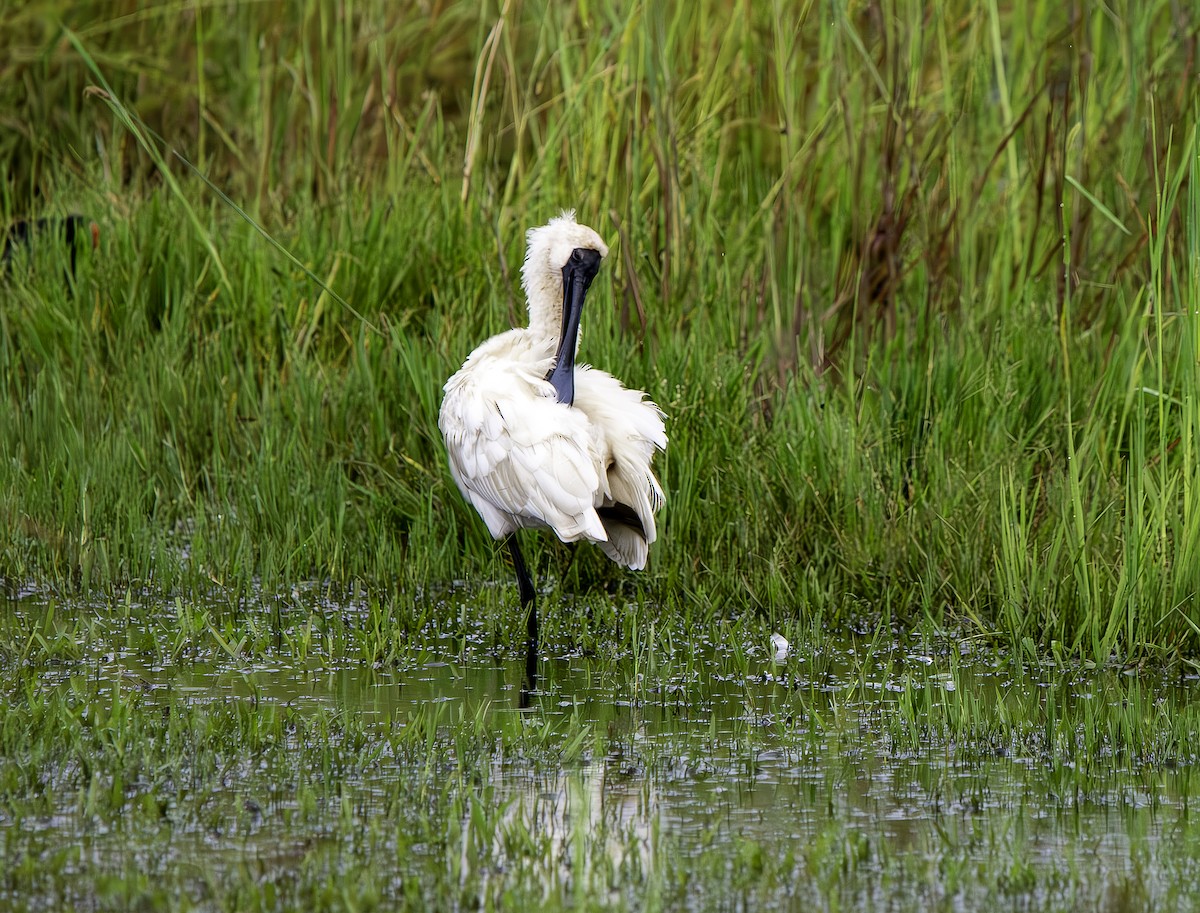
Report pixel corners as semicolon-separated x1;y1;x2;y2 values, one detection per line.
2;0;1200;909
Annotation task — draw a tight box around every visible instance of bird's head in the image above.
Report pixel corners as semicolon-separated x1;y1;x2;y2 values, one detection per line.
521;211;609;336
521;211;610;401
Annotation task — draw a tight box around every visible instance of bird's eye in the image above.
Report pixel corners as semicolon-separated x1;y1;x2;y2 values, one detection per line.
570;249;585;264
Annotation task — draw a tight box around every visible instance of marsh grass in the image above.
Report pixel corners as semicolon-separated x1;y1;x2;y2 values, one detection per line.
8;1;1200;900
3;591;1200;911
1;0;1199;664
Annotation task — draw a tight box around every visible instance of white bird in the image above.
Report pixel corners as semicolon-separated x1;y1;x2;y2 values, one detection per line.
439;212;667;677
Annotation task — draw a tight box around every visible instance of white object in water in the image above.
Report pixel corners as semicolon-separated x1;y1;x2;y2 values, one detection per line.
770;633;790;662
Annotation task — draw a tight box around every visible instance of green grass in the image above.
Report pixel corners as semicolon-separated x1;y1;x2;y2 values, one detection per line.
3;0;1199;661
10;7;1200;909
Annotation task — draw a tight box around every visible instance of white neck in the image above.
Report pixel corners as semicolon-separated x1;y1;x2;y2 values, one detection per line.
521;265;565;349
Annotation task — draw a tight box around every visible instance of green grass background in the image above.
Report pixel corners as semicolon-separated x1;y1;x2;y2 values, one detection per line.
2;0;1199;661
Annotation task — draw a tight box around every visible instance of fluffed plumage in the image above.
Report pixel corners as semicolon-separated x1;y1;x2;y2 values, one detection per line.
439;211;667;571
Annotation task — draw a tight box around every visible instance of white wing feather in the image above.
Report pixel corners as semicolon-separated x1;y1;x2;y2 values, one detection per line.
440;330;667;570
440;347;607;544
573;366;668;569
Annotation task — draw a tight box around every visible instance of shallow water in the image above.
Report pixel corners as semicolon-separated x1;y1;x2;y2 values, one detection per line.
3;593;1199;911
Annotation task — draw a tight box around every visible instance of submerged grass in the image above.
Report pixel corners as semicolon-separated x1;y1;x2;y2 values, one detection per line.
2;590;1200;912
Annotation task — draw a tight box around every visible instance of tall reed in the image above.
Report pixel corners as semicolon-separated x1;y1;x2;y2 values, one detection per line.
0;0;1197;659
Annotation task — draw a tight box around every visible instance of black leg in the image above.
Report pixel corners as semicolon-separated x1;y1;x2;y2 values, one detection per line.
507;535;539;697
507;534;536;608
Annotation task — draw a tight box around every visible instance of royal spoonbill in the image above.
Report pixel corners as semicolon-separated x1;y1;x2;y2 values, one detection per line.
439;212;667;681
